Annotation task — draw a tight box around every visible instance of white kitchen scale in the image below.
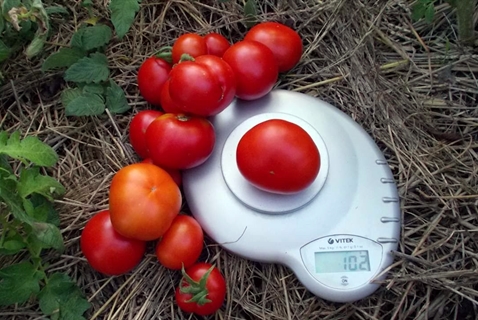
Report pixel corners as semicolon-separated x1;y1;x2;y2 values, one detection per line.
182;90;401;303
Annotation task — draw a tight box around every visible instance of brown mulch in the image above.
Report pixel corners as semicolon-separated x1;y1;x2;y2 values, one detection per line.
1;0;478;319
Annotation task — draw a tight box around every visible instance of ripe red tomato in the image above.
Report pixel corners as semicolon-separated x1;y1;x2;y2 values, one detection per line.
168;55;236;117
137;57;171;106
236;119;320;194
141;157;182;187
175;263;226;316
129;110;163;159
244;22;303;72
204;33;230;57
172;33;207;64
80;210;146;276
223;40;278;100
155;215;204;270
109;163;182;241
146;113;215;169
159;80;183;113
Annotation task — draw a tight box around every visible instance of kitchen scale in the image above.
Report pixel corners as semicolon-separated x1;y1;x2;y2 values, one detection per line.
182;90;401;303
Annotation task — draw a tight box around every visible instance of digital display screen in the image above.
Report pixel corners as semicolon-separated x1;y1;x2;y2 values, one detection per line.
315;250;371;273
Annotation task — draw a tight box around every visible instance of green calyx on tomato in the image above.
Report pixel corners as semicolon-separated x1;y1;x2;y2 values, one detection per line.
154;46;173;64
179;264;215;305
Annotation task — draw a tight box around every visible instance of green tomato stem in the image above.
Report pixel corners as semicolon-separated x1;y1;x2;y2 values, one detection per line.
455;0;475;46
179;264;214;306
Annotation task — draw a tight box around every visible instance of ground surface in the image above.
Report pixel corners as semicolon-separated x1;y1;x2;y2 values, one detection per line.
1;0;478;319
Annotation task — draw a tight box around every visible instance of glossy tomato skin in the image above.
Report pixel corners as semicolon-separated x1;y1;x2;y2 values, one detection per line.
175;263;226;316
223;40;278;100
172;33;207;64
137;57;171;106
204;33;231;57
141;157;182;187
155;214;204;270
80;210;146;276
109;163;182;241
244;22;303;72
168;55;236;117
236;119;320;194
146;114;215;170
129;110;163;159
159;80;183;114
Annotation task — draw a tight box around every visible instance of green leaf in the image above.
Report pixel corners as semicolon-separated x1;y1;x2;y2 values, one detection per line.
1;0;20;15
82;83;105;95
42;47;86;72
70;28;86;49
424;4;435;23
45;6;69;15
30;193;61;226
0;173;33;225
61;88;83;107
0;40;10;62
31;222;64;251
0;262;42;306
109;0;141;39
0;131;58;167
65;92;105;116
39;273;91;320
25;35;45;58
0;154;13;173
17;167;65;200
80;24;112;51
0;231;26;255
0;12;4;34
64;53;109;84
243;0;257;28
106;80;130;114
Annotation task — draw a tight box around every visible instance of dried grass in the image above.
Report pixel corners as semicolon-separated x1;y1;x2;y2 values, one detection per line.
1;0;478;319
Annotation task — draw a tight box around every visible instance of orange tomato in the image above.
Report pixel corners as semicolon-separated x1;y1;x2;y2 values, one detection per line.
108;163;182;241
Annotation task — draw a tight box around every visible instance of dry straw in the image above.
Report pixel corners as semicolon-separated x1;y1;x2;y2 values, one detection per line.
1;0;477;319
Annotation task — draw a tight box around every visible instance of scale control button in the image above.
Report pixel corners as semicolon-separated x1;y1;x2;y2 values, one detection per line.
377;237;398;244
340;276;349;286
382;197;399;203
381;217;400;223
375;159;387;165
380;178;395;184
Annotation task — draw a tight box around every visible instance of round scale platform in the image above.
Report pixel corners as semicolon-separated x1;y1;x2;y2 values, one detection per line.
182;90;401;303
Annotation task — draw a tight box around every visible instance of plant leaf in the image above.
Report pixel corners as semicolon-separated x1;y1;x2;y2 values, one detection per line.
38;273;91;320
17;167;65;200
79;24;112;51
0;171;34;225
65;92;105;116
0;40;11;62
25;34;45;58
31;222;64;252
0;231;26;255
64;53;109;84
82;83;105;95
243;0;257;28
106;80;130;113
109;0;141;39
61;88;83;107
45;6;69;16
0;131;58;167
424;4;435;23
42;47;86;72
0;262;42;306
29;193;61;226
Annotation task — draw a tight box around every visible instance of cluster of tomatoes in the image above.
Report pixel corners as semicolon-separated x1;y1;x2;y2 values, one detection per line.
80;21;306;316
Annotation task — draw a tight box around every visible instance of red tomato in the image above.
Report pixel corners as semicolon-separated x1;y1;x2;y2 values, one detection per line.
223;40;278;100
236;119;320;194
109;163;182;241
155;215;203;270
204;33;231;57
172;33;207;64
175;263;226;316
129;110;163;159
80;210;146;276
159;80;183;114
137;57;171;105
244;22;303;72
141;157;182;187
168;55;236;117
146;114;215;170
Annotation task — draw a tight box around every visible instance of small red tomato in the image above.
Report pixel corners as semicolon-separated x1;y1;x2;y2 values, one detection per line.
142;158;182;187
223;40;278;100
244;22;303;72
159;80;183;114
80;210;146;276
236;119;320;194
175;263;226;316
137;57;171;105
168;55;236;117
172;33;207;64
146;113;215;170
204;33;231;57
129;110;163;159
155;215;204;270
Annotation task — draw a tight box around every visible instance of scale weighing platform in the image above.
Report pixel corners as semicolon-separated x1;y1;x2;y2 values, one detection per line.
182;90;401;303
